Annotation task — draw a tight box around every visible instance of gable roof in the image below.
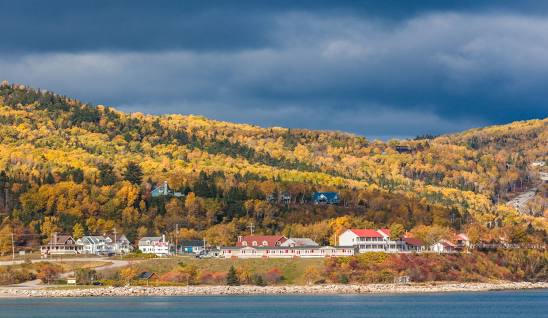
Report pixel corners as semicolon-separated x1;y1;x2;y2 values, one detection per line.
81;236;107;244
53;235;74;244
138;271;156;280
348;229;383;237
138;237;163;245
438;239;457;247
403;237;423;246
282;238;319;247
237;235;287;247
455;233;469;241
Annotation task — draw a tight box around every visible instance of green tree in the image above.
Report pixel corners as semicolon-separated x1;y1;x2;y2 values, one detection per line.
226;266;240;286
123;162;143;185
98;163;116;186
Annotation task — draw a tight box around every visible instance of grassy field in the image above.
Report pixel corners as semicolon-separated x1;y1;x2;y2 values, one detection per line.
103;256;326;285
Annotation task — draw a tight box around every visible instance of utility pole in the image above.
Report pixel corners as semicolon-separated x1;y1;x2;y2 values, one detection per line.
11;231;15;263
247;223;255;235
175;224;179;256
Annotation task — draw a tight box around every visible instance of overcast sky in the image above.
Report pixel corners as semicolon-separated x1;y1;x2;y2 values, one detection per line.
2;1;548;139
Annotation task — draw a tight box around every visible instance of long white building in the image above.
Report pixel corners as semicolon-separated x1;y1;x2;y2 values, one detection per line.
220;246;355;259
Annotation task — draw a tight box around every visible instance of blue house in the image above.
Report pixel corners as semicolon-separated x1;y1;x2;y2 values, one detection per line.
312;192;340;205
179;240;205;254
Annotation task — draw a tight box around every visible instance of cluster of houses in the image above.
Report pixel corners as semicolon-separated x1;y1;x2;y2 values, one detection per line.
40;228;471;259
151;181;342;206
40;232;133;257
218;230;469;259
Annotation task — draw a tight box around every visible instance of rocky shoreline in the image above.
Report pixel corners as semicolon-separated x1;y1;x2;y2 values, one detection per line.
1;281;547;298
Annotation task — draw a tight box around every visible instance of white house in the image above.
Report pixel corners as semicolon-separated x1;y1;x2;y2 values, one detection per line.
77;236;110;255
138;235;172;256
77;234;133;255
106;234;133;254
339;228;423;253
431;240;457;253
40;233;82;256
220;246;355;259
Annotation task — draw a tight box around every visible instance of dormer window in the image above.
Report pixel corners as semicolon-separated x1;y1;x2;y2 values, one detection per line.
242;241;247;246
252;241;258;246
262;241;268;246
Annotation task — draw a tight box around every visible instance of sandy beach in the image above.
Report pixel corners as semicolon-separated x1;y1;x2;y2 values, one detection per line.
1;281;547;298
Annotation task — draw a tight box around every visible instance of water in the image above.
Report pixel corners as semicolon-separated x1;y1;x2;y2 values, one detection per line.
0;290;547;318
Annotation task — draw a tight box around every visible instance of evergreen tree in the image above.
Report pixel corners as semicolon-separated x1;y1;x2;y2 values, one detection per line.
71;168;84;184
226;265;240;286
98;163;117;186
254;274;266;286
123;162;143;185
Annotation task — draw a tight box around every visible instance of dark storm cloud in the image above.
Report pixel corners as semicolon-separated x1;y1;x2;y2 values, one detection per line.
1;1;547;138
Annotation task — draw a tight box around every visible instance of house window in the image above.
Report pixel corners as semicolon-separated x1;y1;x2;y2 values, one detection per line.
252;241;258;246
242;241;247;246
262;241;268;246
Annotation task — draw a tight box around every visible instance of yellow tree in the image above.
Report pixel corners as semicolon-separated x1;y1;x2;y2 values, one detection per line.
72;223;85;239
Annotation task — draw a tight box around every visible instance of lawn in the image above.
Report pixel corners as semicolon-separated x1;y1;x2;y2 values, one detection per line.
104;256;326;284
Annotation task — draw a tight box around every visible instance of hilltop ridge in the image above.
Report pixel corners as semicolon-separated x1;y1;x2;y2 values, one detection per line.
0;82;546;249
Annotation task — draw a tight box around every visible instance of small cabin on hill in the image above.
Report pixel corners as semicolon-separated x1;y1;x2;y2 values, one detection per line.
312;192;340;205
151;181;183;198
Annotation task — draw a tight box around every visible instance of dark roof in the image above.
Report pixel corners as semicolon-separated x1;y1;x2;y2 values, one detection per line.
138;272;156;280
180;240;204;247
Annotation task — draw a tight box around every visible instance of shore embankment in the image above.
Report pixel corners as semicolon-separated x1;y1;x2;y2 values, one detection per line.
1;281;547;298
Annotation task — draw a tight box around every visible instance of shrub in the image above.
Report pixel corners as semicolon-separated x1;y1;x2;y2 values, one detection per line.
264;268;283;284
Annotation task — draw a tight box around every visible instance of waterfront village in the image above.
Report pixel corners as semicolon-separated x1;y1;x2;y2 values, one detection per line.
40;189;472;259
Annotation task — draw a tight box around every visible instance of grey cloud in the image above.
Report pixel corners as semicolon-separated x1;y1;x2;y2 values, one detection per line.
1;11;547;138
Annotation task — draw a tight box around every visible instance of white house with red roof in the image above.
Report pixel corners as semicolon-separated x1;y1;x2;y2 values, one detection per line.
339;228;424;253
431;239;457;253
236;235;287;247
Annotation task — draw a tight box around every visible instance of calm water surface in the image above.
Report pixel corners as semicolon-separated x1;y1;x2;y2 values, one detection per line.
0;289;547;318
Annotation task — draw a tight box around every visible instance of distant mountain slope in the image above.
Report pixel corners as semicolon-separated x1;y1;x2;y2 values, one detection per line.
0;82;545;248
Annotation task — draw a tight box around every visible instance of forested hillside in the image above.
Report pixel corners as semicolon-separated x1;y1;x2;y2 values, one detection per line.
0;82;546;252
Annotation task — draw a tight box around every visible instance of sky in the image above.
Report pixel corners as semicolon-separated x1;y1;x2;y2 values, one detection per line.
1;1;548;139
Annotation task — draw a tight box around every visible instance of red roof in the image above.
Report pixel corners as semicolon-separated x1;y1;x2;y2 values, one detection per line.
403;237;423;246
237;235;287;247
440;240;457;247
349;229;383;238
377;228;390;237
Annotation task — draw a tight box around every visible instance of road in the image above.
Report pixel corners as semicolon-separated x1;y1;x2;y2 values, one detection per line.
1;257;132;289
506;169;546;214
507;187;537;214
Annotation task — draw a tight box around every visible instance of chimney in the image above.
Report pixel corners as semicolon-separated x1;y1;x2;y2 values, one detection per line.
238;236;243;243
162;234;166;243
52;232;58;244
